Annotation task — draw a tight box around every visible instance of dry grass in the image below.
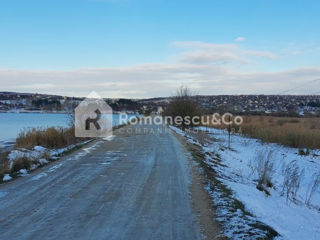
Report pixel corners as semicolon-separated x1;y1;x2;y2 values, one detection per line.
281;160;304;203
1;126;78;180
10;156;32;172
0;151;10;180
186;129;211;146
205;115;320;149
14;126;77;149
256;150;275;195
305;172;320;206
0;150;51;180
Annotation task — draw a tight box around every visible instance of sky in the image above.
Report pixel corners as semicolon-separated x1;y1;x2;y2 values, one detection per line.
1;0;320;98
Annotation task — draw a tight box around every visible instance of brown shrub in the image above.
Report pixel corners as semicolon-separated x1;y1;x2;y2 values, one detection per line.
15;126;77;149
11;157;32;173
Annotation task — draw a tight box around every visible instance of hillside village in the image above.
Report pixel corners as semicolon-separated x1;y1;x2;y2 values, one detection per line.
1;92;320;116
138;94;320;116
0;92;141;114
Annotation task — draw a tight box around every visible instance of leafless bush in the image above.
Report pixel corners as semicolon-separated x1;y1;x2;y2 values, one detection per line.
305;172;320;206
281;160;304;203
163;86;203;129
187;130;210;146
256;150;275;195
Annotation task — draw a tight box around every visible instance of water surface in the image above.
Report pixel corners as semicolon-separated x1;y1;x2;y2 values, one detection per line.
0;113;136;147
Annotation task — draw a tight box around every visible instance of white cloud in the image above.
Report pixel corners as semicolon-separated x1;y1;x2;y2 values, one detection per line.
280;43;320;56
172;41;275;64
1;65;320;98
172;41;240;64
1;41;317;98
235;37;246;42
172;41;236;50
244;50;276;59
178;50;248;64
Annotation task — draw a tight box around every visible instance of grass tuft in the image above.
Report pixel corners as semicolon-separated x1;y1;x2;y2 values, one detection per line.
11;156;32;173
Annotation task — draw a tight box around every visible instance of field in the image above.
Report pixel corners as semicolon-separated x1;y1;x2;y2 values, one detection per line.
204;115;320;149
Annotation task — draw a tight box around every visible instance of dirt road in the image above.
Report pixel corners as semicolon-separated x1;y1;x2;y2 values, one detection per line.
0;123;220;240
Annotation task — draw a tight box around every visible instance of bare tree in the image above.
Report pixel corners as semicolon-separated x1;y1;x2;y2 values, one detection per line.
163;86;202;129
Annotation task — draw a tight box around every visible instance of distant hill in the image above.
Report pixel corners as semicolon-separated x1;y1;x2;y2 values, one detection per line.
0;91;319;116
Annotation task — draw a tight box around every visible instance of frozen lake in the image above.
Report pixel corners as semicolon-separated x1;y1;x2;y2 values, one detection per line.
0;113;136;147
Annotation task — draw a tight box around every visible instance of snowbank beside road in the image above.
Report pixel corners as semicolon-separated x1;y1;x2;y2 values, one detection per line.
2;140;92;182
170;125;320;240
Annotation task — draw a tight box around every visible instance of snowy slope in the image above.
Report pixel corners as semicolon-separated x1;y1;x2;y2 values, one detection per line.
171;125;320;239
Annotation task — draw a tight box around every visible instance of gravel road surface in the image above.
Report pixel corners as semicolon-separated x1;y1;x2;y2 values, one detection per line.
0;123;220;240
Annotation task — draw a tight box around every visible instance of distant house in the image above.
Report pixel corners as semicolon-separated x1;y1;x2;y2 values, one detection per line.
157;106;164;114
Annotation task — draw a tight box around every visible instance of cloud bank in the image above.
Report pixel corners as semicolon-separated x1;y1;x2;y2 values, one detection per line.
0;41;318;98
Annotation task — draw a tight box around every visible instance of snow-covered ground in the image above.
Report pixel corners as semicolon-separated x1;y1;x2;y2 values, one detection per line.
2;140;93;182
170;125;320;240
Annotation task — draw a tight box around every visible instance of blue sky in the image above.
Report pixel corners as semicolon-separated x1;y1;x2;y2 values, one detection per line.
1;0;320;97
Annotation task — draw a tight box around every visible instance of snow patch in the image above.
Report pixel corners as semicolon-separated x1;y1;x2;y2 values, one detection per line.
39;158;49;165
3;174;12;182
31;172;47;181
103;135;115;141
19;169;28;176
8;146;48;169
47;163;63;173
4;140;93;182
